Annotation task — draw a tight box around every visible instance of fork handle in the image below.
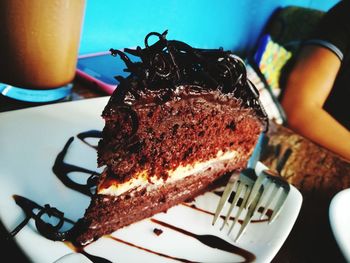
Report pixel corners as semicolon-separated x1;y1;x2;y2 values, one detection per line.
247;133;267;169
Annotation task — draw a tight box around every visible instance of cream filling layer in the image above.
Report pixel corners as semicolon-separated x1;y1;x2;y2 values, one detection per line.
98;150;238;196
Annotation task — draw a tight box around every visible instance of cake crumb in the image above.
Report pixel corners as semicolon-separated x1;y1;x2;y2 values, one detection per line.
184;197;195;203
153;228;163;236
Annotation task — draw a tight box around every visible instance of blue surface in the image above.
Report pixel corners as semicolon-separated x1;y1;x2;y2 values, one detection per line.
79;0;339;56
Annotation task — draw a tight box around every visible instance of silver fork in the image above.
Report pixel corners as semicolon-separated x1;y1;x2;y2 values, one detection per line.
212;134;291;241
246;149;291;223
246;165;290;224
212;133;266;241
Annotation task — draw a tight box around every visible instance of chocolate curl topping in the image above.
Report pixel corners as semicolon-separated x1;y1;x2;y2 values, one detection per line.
144;30;168;48
110;48;135;74
109;30;268;124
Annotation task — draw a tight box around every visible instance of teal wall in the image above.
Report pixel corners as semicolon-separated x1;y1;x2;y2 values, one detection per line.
79;0;339;56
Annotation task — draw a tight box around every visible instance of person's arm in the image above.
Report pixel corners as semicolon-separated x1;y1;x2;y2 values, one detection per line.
281;45;350;161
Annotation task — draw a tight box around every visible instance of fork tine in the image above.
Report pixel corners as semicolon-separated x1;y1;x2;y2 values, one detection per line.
269;188;289;223
212;173;238;225
235;185;263;242
213;160;291;242
221;180;244;230
223;168;257;230
259;169;291;222
245;169;267;208
228;184;251;234
259;181;279;219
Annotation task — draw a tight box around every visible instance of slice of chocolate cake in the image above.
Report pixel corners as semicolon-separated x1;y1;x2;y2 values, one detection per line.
72;31;268;246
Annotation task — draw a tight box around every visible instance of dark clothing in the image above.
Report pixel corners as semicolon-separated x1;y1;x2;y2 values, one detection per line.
304;0;350;129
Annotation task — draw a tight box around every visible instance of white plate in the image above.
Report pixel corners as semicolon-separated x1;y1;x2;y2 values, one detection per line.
329;188;350;262
0;97;302;263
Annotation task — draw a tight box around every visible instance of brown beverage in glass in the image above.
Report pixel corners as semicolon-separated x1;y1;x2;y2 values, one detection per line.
0;0;85;89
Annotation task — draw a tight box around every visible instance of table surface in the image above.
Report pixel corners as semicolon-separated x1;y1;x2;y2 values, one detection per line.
1;77;349;263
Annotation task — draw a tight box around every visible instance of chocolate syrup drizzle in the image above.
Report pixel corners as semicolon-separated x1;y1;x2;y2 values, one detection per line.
10;195;110;262
151;219;255;262
77;130;102;150
106;30;268;130
11;195;75;241
11;130;262;262
108;235;195;263
52;131;102;197
108;216;257;263
68;243;112;263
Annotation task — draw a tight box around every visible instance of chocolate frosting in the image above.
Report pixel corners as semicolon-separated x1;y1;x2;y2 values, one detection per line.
104;30;268;128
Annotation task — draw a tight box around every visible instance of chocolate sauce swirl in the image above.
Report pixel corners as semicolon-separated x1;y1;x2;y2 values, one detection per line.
9;195;110;262
108;235;195;263
10;195;76;241
77;130;102;150
151;219;256;262
52;136;100;196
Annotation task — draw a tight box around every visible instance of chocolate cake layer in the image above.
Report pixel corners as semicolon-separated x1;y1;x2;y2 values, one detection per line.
98;86;263;187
